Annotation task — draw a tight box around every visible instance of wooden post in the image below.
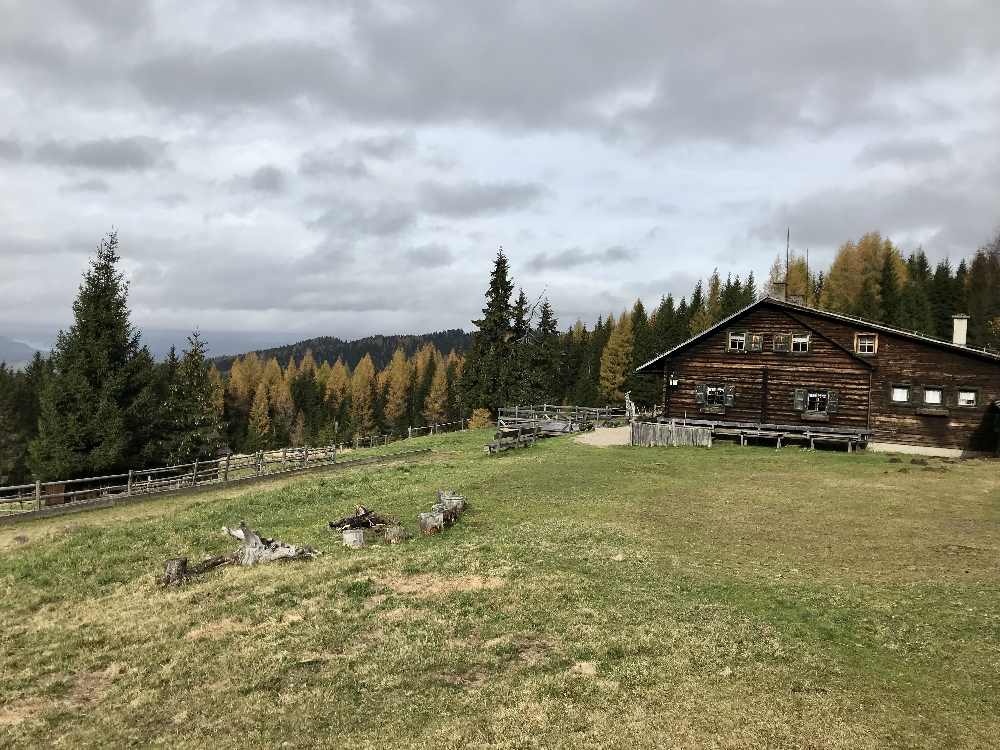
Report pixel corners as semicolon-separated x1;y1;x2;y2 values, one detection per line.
408;426;412;439
282;448;287;469
35;480;41;511
256;451;262;476
303;447;309;467
127;469;133;497
192;459;199;487
223;454;231;481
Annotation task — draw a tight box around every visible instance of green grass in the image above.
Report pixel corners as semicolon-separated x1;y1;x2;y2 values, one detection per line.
1;431;998;748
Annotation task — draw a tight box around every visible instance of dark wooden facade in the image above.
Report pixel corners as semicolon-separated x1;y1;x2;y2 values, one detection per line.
636;298;1000;455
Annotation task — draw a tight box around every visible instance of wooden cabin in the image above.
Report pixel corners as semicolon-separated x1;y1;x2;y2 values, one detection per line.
635;298;1000;457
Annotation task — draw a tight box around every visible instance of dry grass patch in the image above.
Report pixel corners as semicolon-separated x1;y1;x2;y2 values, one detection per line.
380;573;506;597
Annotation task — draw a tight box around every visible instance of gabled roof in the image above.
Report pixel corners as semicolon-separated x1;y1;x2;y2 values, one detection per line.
635;296;1000;372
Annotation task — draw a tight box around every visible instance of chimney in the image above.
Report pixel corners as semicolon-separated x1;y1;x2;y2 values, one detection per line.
952;314;969;346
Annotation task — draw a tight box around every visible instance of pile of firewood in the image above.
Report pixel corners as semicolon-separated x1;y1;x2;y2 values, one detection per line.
329;504;409;547
418;490;467;535
160;521;319;585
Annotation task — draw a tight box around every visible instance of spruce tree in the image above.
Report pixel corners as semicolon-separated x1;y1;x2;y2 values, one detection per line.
29;232;155;479
461;248;515;413
627;299;657;405
878;252;901;326
165;332;224;463
929;260;955;338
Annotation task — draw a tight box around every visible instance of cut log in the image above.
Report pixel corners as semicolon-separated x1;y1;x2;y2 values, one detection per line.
162;557;188;585
419;511;444;535
383;525;409;544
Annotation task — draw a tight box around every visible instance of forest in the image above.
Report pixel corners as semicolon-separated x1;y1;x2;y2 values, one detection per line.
1;229;998;486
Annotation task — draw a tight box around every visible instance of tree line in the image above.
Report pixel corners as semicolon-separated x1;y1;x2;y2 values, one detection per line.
766;231;1000;347
2;228;998;486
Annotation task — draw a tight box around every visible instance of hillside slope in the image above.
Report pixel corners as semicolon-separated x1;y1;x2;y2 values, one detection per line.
213;328;472;371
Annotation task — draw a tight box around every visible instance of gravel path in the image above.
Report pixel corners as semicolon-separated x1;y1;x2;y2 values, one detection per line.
574;425;631;447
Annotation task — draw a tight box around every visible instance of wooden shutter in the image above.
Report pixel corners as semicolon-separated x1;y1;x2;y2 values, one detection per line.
695;384;707;404
724;385;735;406
774;334;789;352
827;390;839;413
793;388;807;411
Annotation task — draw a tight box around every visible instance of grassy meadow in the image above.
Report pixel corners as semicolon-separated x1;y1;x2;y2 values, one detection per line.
1;430;999;749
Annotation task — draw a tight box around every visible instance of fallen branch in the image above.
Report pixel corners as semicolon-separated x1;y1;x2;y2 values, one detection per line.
160;521;318;585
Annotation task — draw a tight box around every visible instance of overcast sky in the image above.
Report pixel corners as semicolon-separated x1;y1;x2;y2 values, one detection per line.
2;1;999;354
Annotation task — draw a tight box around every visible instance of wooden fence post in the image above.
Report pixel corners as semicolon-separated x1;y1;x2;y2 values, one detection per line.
256;451;263;476
35;480;41;511
127;469;133;497
191;459;199;487
223;454;231;482
408;426;412;439
303;447;309;467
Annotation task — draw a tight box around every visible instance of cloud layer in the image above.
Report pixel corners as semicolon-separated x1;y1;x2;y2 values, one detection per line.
1;1;999;349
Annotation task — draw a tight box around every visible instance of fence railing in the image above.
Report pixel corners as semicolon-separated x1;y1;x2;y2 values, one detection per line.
497;404;628;425
0;418;470;518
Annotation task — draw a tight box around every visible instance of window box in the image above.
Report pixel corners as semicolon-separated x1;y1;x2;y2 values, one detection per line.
801;411;830;422
916;407;949;417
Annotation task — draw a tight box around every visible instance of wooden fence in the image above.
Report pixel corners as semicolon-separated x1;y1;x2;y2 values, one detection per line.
0;417;470;520
631;420;713;448
497;404;627;426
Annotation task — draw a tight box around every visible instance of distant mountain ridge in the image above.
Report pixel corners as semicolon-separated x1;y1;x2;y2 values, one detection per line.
213;329;473;372
0;336;41;369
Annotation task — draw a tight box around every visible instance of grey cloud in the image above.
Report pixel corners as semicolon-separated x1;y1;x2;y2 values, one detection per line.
420;180;545;218
299;150;370;179
405;244;454;268
61;178;110;193
855;137;952;167
35;136;168;171
526;245;636;271
122;3;999;145
353;132;416;161
233;165;286;194
753;158;1000;258
0;138;23;160
156;192;188;207
309;198;417;238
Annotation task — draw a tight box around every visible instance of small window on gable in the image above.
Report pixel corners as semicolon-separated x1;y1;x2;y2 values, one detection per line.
791;334;810;353
749;333;763;352
773;334;790;352
957;390;977;407
727;331;746;352
891;386;910;403
923;387;943;405
856;333;878;355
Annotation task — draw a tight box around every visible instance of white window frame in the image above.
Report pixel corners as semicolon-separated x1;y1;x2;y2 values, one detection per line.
891;386;910;403
705;385;727;406
727;331;747;352
957;390;977;407
923;387;943;406
791;334;811;353
856;333;878;355
806;391;829;413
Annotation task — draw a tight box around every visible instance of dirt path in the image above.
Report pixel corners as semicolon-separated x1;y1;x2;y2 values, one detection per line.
574;425;631;447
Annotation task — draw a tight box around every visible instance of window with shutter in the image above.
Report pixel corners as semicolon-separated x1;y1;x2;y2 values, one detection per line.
749;334;763;351
724;385;735;406
695;384;707;404
774;334;790;352
793;388;807;411
826;390;839;413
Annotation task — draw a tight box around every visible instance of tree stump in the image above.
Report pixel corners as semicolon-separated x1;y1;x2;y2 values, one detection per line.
162;558;189;585
343;528;366;548
384;525;409;544
419;512;444;535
